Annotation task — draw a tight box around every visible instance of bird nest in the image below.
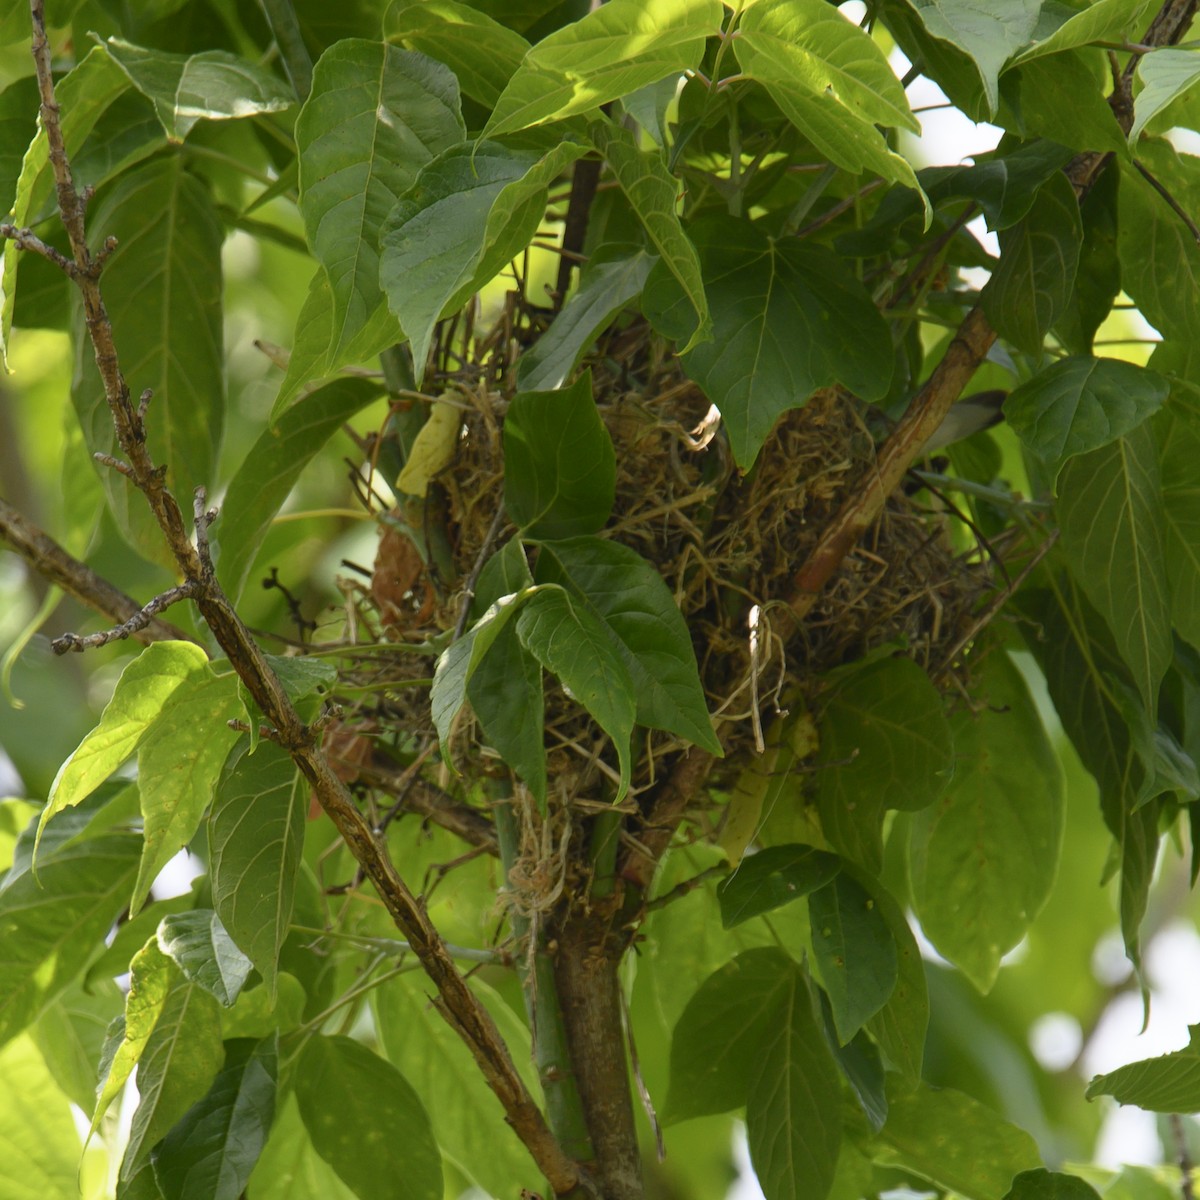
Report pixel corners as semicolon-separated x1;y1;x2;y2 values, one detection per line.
337;307;1003;805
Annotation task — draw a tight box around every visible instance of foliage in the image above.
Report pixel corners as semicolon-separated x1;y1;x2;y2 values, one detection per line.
4;1;1200;1199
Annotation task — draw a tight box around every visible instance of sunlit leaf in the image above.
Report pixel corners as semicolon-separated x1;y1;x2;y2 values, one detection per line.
1010;0;1152;66
157;910;254;1008
1129;47;1200;144
1086;1024;1200;1111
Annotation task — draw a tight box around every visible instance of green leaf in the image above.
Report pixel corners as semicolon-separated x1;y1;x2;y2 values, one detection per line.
92;939;173;1137
0;1036;82;1200
247;1094;356;1200
32;979;123;1112
588;122;710;352
1118;145;1200;340
384;0;531;107
209;742;305;1001
71;155;225;564
877;1081;1041;1200
1056;160;1121;354
504;371;616;537
1007;51;1127;155
665;947;801;1122
296;1035;442;1200
1005;1169;1104;1200
1130;48;1200;144
908;650;1064;992
538;536;720;752
1009;0;1152;66
1058;423;1171;715
120;978;225;1181
1086;1024;1200;1110
904;0;1041;115
295;40;464;359
0;833;141;1048
717;844;841;929
1007;357;1168;480
1;45;129;365
482;0;723;139
1156;385;1200;651
375;977;541;1196
152;1036;278;1200
98;37;294;141
270;272;402;421
379;139;586;383
808;872;898;1044
745;962;843;1200
218;377;383;602
40;642;211;851
516;249;656;391
516;586;636;800
734;0;926;209
815;656;954;874
981;169;1081;355
157;911;254;1008
643;216;892;468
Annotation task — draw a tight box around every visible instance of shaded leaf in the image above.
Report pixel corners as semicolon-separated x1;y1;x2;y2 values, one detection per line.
1006;357;1167;480
504;371;616;537
1156;382;1200;651
296;40;464;358
1055;160;1122;354
1086;1024;1200;1111
99;37;293;141
296;1035;442;1200
643;216;892;468
31;979;123;1112
1004;1169;1104;1200
157;911;254;1008
483;0;722;139
209;742;305;1000
247;1094;356;1200
1058;423;1171;715
717;845;841;929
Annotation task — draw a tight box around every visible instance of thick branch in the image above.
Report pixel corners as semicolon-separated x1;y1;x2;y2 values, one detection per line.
0;495;196;645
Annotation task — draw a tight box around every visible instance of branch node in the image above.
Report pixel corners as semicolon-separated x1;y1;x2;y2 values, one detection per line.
93;450;134;478
137;386;152;422
227;718;285;744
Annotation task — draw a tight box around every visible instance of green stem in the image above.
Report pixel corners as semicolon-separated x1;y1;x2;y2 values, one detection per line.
258;0;313;100
588;808;622;901
494;793;595;1167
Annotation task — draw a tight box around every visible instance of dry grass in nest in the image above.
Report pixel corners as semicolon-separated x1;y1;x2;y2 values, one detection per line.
351;311;1003;805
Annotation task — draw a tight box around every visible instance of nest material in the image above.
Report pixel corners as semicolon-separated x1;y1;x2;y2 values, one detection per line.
354;313;998;801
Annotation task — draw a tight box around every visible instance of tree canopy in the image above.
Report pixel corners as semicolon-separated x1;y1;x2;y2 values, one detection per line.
3;1;1200;1199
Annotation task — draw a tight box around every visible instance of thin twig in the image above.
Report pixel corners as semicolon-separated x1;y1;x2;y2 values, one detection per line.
1170;1113;1196;1200
453;502;508;639
1133;159;1200;245
51;580;200;654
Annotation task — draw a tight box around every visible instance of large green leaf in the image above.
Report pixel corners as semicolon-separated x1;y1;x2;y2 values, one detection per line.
815;656;954;874
132;670;241;914
1058;423;1171;715
296;1035;442;1200
157;911;254;1009
247;1094;356;1200
295;40;464;358
643;216;892;468
32;979;123;1112
72;155;225;563
904;0;1041;114
516;585;637;800
40;642;211;850
1005;1170;1104;1200
981;169;1081;355
908;651;1064;992
1129;48;1200;144
99;37;294;141
808;871;898;1044
665;947;803;1122
1;45;129;364
120;979;226;1182
717;845;841;929
218;378;383;602
1086;1024;1200;1111
588;121;710;352
537;536;720;752
209;742;305;1001
0;1036;82;1200
152;1036;277;1200
482;0;723;139
503;371;616;537
1056;160;1122;354
1156;385;1200;652
877;1081;1041;1200
1009;0;1152;66
379;139;586;383
374;977;540;1196
1006;357;1167;481
735;0;925;206
517;249;656;391
384;0;531;107
0;833;140;1048
745;959;843;1200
